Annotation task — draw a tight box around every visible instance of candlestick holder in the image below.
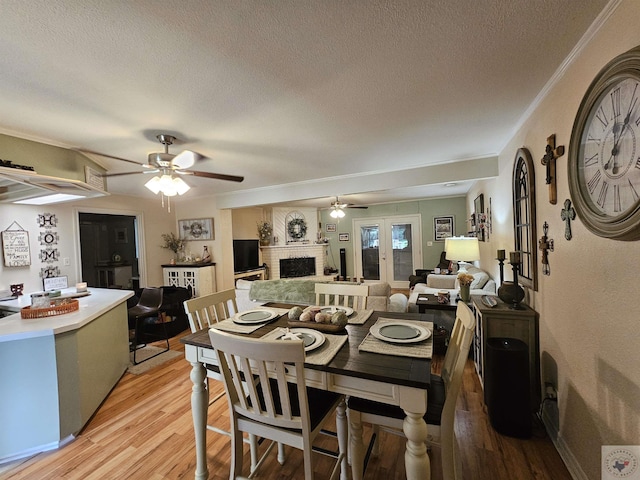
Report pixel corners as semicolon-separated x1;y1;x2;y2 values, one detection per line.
496;257;505;285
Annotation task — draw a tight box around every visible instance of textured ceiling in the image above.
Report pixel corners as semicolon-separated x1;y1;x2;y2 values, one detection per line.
0;0;610;208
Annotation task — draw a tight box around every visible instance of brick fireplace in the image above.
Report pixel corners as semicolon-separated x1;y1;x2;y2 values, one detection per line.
261;244;326;280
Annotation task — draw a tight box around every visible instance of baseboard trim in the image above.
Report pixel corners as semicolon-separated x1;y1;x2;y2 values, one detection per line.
541;409;588;480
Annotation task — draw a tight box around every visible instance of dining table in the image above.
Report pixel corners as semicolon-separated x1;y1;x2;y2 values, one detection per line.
181;303;435;480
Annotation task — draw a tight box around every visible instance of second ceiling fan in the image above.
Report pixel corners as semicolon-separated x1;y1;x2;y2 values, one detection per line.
329;196;368;218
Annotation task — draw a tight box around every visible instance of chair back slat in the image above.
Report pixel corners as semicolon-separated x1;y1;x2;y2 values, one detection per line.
209;329;310;432
183;288;239;332
315;283;369;310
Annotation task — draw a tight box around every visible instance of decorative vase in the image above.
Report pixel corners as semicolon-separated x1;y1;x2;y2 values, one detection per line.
459;284;471;302
497;281;525;307
259;239;270;246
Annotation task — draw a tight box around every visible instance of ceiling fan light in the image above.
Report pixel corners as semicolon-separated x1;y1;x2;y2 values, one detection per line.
172;176;190;195
330;209;339;218
144;176;162;194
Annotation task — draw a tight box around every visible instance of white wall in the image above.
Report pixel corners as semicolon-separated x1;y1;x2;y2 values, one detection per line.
0;194;177;294
471;2;640;478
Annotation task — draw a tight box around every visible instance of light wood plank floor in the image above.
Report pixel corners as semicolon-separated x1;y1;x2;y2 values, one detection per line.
1;330;571;479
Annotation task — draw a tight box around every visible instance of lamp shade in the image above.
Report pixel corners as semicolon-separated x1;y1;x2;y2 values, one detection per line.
444;236;480;262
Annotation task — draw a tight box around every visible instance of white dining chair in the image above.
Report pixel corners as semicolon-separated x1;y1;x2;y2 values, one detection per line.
209;328;347;480
183;289;265;470
347;301;476;480
315;283;369;311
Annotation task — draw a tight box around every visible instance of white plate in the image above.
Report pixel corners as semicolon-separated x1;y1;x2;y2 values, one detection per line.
369;322;431;344
233;308;280;325
304;305;354;317
275;328;326;352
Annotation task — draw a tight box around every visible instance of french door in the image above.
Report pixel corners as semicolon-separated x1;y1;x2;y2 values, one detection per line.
353;215;422;289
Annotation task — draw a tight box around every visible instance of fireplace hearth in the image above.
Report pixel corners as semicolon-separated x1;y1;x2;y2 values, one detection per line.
280;257;316;278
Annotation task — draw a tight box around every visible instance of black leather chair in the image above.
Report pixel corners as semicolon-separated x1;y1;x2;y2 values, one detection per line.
128;287;165;364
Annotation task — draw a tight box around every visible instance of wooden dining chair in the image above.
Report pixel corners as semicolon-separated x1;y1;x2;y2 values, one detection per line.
315;283;369;311
347;301;476;480
209;328;347;480
183;288;263;470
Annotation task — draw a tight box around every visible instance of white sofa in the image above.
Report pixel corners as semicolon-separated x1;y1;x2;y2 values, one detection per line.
407;266;496;313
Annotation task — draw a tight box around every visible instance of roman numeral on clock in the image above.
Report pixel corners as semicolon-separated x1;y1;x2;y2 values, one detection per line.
597;181;609;208
610;87;621;119
613;184;621;212
584;152;599;167
595;106;609;129
630;179;639;202
587;169;601;194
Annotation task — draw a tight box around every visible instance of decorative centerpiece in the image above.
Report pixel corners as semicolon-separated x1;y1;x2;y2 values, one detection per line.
161;232;187;263
457;273;474;302
257;221;273;246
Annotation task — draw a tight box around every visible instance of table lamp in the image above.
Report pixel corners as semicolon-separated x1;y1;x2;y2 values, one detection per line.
444;236;480;273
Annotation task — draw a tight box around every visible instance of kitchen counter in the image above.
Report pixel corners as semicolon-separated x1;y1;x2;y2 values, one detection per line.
0;288;134;464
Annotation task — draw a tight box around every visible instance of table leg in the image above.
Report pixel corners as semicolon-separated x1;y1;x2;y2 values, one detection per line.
402;411;430;480
336;398;348;480
348;408;365;480
190;361;209;480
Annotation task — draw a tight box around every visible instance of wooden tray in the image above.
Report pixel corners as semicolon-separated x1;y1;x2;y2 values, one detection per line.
287;320;346;333
21;299;79;319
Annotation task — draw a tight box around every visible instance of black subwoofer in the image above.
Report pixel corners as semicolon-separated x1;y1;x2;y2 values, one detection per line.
485;337;531;438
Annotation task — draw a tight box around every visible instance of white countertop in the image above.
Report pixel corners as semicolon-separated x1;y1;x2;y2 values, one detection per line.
0;288;134;342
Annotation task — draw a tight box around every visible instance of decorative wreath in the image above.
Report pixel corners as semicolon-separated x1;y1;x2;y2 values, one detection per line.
287;218;307;239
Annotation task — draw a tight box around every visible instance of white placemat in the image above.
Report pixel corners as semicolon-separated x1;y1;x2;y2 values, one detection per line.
260;327;348;366
358;318;433;359
348;309;374;325
210;308;289;334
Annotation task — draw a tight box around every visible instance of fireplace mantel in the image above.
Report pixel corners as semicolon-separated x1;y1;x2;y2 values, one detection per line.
261;243;326;279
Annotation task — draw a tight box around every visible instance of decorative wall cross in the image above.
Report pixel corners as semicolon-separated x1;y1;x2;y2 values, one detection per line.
538;221;554;276
540;134;565;205
560;199;576;240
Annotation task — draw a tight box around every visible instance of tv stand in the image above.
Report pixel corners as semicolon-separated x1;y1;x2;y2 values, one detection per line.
234;267;266;282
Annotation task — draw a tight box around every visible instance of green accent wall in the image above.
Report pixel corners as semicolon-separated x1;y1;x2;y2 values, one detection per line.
319;197;467;278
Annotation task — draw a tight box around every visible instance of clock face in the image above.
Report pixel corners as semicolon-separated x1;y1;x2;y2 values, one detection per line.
578;77;640;217
568;46;640;240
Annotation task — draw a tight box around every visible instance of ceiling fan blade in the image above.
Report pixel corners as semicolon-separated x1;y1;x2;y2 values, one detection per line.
172;150;202;169
74;148;149;167
347;205;368;209
177;170;244;182
101;171;147;178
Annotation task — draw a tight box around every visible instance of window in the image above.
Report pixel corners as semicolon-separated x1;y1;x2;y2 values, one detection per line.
512;148;538;291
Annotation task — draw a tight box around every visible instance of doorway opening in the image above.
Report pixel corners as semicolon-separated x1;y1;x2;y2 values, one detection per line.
79;213;140;290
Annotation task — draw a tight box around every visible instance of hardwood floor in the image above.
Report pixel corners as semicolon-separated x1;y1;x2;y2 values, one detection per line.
0;331;571;480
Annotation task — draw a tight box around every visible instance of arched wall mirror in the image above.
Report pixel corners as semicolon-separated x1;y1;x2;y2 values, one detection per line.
512;147;538;291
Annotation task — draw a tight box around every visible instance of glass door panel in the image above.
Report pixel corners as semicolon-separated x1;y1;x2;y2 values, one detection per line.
360;225;380;280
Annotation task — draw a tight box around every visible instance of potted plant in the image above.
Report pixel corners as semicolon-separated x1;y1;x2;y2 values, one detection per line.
457;272;474;302
257;221;273;246
161;232;187;263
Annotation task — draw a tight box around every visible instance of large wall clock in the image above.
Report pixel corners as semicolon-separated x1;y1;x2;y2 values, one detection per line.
568;45;640;240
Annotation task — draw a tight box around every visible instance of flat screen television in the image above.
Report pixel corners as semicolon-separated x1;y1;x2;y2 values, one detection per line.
233;239;260;273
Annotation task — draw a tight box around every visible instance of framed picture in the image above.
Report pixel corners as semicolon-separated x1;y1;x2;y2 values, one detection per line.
434;215;454;241
179;218;214;241
2;229;31;266
326;223;337;233
114;227;128;243
339;233;350;241
474;194;485;241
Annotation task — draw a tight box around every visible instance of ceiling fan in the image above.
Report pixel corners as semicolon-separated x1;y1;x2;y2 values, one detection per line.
77;133;244;186
329;196;368;218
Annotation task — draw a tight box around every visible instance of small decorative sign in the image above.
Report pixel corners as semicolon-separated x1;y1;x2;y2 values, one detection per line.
179;218;214;240
2;222;31;267
43;276;68;291
339;233;350;241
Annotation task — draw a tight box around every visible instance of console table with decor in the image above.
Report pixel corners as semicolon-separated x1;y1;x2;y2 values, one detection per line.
471;295;540;411
162;263;216;297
